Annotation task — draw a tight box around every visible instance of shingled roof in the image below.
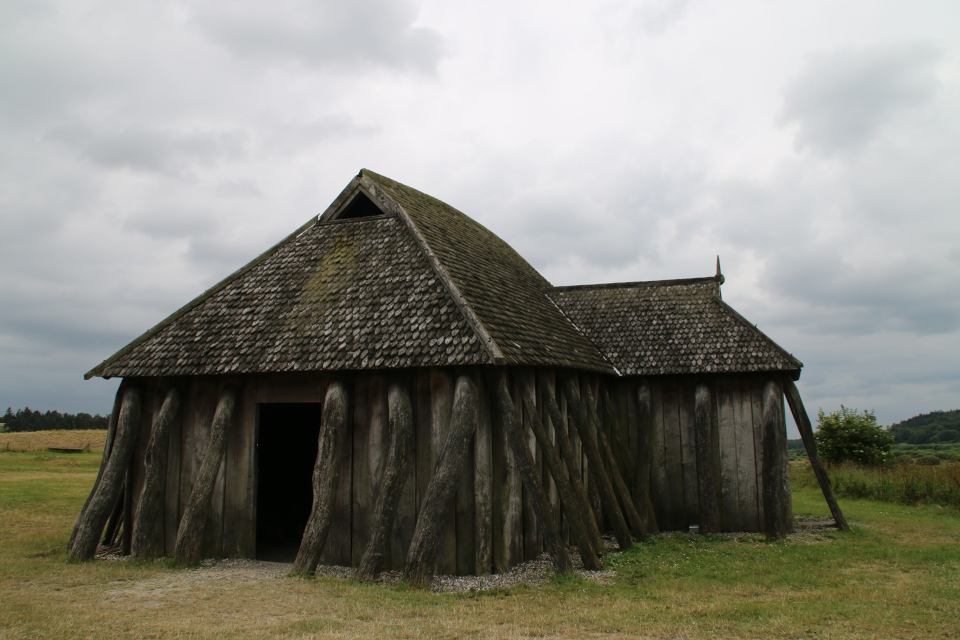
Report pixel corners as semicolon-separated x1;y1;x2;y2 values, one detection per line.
87;170;803;381
547;277;803;379
86;169;615;379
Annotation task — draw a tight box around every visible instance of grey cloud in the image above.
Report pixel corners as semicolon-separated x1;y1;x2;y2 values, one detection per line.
764;246;960;336
632;0;693;36
262;116;379;155
779;43;942;154
47;123;249;176
192;0;445;74
506;162;706;274
121;207;221;240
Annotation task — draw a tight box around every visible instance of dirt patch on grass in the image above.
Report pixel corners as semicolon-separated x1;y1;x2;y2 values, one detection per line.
103;559;290;607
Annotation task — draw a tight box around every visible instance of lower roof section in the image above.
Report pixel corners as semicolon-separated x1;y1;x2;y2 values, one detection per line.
547;277;802;379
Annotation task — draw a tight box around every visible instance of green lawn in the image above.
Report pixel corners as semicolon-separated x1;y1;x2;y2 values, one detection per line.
1;451;958;639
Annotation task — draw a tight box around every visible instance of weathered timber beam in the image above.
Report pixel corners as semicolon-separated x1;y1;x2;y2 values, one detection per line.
132;387;182;560
694;383;721;533
760;379;790;539
404;375;480;589
494;371;572;574
633;381;659;535
584;381;648;541
562;375;633;550
782;379;850;532
356;382;415;582
69;384;142;561
516;373;601;570
291;380;350;576
174;384;238;565
539;376;605;553
70;380;126;551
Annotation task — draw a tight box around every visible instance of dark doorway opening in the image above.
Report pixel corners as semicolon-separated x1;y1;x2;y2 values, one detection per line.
256;403;322;562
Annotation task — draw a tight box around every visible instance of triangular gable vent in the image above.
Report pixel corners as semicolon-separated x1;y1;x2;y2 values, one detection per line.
325;190;390;222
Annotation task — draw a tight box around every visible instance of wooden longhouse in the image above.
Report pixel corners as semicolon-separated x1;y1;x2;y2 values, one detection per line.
71;170;847;584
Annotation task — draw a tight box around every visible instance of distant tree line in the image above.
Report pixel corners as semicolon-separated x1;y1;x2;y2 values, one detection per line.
1;407;109;432
890;410;960;445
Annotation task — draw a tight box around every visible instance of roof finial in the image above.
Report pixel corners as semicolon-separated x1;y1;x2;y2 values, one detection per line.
715;256;725;285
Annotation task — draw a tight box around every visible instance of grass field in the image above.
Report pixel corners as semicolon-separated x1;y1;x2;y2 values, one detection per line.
0;429;108;452
793;460;960;509
1;451;958;639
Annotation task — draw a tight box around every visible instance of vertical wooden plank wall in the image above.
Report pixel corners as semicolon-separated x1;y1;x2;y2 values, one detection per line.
677;381;699;527
628;374;788;534
734;377;760;532
154;369;789;569
648;380;669;528
716;378;742;531
750;381;766;531
350;375;373;568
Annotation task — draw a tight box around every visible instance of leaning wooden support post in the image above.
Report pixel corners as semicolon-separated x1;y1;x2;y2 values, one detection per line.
563;376;633;550
782;379;850;532
633;381;659;535
760;379;790;539
694;383;721;534
355;382;415;582
404;375;480;589
292;380;350;576
132;387;182;560
600;386;637;482
584;381;648;541
494;372;572;574
539;376;605;554
69;384;142;561
174;384;238;565
516;374;601;570
70;380;125;551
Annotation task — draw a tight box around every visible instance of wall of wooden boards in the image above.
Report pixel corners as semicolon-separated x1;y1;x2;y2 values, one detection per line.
602;374;791;533
124;368;790;573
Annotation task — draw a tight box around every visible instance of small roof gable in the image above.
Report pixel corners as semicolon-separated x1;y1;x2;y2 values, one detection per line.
547;277;803;378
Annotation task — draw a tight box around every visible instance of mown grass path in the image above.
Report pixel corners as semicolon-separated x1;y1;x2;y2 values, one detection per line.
1;451;958;639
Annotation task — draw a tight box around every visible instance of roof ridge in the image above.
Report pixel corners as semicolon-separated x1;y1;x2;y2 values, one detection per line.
360;170;505;365
84;213;321;380
548;275;721;293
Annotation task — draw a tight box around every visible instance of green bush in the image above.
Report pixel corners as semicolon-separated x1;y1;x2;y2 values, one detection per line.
815;406;894;466
917;455;941;466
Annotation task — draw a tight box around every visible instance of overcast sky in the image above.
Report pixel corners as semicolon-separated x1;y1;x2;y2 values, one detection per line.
2;0;958;436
